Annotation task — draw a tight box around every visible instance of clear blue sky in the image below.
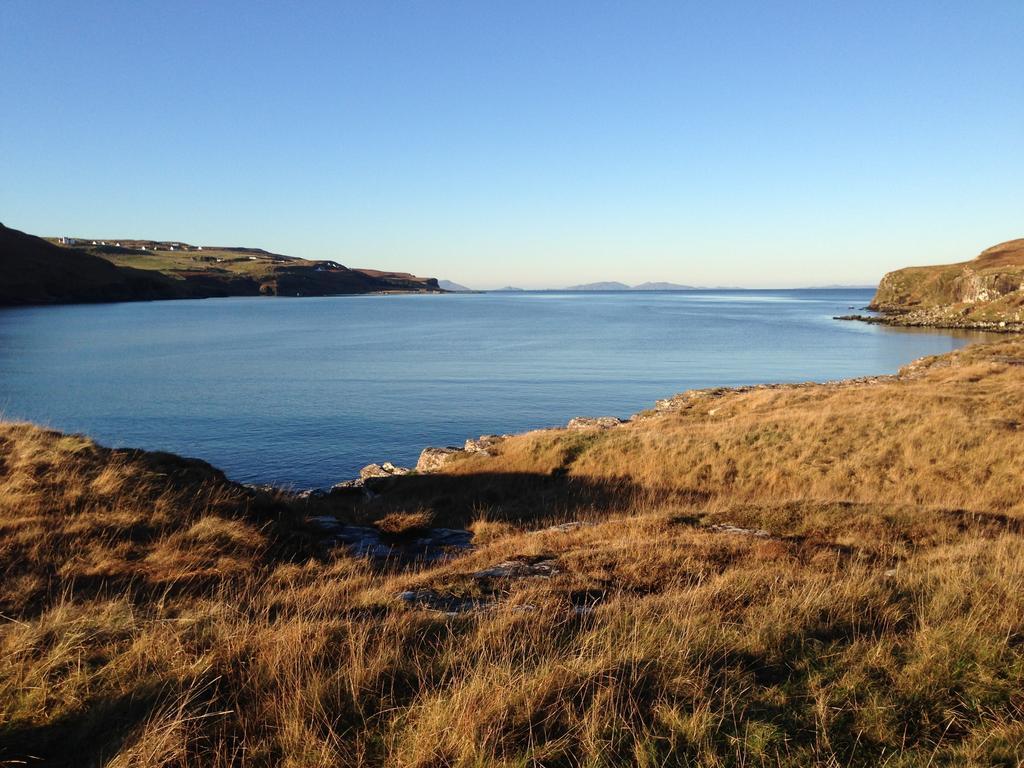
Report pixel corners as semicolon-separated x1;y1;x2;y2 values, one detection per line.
2;1;1022;288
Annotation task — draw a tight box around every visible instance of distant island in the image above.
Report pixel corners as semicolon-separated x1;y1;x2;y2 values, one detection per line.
437;279;474;292
632;281;698;291
0;223;443;306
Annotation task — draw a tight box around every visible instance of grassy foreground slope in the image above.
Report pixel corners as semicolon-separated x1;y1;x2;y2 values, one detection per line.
2;340;1024;766
866;239;1024;330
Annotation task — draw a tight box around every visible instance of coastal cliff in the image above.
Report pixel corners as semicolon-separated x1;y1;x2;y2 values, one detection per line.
3;338;1024;765
860;238;1024;331
0;223;443;306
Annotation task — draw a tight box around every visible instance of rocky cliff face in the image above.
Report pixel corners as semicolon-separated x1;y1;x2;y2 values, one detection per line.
865;239;1024;331
951;268;1023;304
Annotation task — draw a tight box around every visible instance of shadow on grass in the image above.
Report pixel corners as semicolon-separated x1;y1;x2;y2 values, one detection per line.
303;470;710;529
0;685;165;768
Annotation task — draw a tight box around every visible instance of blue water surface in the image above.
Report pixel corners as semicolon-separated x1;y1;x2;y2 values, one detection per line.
0;290;990;487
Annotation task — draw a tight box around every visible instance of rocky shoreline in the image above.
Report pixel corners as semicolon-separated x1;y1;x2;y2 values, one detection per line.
280;413;636;563
288;372;910;565
835;311;1024;333
316;416;632;499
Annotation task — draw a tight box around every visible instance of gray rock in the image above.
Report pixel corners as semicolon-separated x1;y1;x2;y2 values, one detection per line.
463;434;509;454
359;461;410;480
359;464;387;480
706;523;773;538
244;483;279;494
331;478;364;491
416;446;465;473
570;589;606;615
531;521;591;535
566;416;624;430
314;521;474;564
474;557;559;579
308;515;344;532
398;589;493;614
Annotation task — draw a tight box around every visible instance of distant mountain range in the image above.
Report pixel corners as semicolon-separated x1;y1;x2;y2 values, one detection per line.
438;281;745;292
632;281;699;291
563;281;697;291
423;278;875;294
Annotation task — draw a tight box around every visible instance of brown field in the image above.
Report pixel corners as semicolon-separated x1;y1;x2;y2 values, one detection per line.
2;339;1024;766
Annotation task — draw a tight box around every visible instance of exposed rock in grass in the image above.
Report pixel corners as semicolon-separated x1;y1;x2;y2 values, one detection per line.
400;555;563;615
308;515;473;563
706;523;775;538
570;588;606;615
416;446;466;472
473;555;560;579
308;515;344;532
463;434;509;454
398;589;493;614
566;416;624;430
531;521;591;534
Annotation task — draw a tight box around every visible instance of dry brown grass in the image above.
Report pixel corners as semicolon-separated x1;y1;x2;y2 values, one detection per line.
374;510;436;535
2;340;1024;766
452;339;1024;515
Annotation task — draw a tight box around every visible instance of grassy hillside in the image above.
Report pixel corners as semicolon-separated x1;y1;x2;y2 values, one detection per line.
2;339;1024;765
0;224;188;305
866;239;1024;330
0;224;442;306
87;239;442;297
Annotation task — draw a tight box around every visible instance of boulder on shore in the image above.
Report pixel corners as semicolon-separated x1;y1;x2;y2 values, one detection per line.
359;461;410;480
566;416;624;430
329;461;410;494
416;446;465;473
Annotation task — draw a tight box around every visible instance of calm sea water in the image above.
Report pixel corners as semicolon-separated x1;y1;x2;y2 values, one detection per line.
0;290;990;488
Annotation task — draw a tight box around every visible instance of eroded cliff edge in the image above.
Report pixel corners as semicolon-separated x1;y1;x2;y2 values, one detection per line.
848;238;1024;331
